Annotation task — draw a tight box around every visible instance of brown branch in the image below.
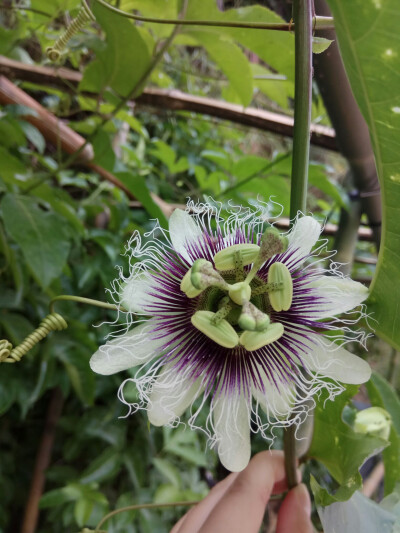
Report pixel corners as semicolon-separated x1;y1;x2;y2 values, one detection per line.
0;55;337;151
20;387;64;533
0;75;171;216
314;0;382;250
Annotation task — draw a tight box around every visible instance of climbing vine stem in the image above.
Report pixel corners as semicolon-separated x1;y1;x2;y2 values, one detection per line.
49;295;126;314
93;0;333;31
284;0;314;489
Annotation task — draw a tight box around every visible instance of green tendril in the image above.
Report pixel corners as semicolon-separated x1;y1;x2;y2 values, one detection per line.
46;0;95;62
0;313;68;363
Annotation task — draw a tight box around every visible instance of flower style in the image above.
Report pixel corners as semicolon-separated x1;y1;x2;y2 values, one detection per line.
90;202;371;472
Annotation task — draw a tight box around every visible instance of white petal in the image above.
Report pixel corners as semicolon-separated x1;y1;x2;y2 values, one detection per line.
120;273;158;314
169;209;202;262
287;216;321;266
288;329;371;385
213;392;251;472
90;320;168;375
147;365;202;426
252;366;293;420
308;276;368;318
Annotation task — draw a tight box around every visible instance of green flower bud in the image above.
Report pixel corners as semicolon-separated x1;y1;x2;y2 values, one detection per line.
213;244;260;271
240;322;284;351
180;269;202;298
191;311;239;348
354;407;391;440
228;282;252;306
267;262;293;312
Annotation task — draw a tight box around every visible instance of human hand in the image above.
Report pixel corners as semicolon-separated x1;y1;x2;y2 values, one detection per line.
171;451;313;533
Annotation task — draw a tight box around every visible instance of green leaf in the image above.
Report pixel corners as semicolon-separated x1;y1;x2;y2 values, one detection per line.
178;31;253;106
80;1;151;97
74;498;94;527
184;0;294;81
80;448;121;484
0;146;26;183
366;372;400;494
1;194;71;288
308;385;387;506
326;0;400;349
39;485;82;508
18;121;46;154
153;457;181;488
115;171;168;228
53;338;95;406
92;130;116;172
312;36;334;54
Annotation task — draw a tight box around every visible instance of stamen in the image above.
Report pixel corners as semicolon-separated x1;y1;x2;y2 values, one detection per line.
234;250;245;282
191;310;239;348
240;322;284;351
212;297;233;325
213;244;260;271
267;262;293;311
251;281;283;296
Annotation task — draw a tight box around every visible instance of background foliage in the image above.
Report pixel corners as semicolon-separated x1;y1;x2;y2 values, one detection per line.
0;0;399;531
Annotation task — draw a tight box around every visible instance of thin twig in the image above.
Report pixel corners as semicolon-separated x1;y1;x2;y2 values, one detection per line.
93;1;334;31
20;388;64;533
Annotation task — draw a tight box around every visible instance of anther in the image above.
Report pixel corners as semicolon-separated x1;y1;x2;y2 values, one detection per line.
192;311;239;348
267;262;293;311
240;322;284;351
213;244;260;271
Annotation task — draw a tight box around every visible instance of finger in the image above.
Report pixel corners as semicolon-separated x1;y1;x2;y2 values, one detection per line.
276;483;313;533
197;450;287;533
171;472;239;533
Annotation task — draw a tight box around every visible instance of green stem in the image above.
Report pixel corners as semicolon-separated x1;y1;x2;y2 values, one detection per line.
49;295;126;314
289;0;313;221
93;1;333;31
284;0;313;491
95;500;199;531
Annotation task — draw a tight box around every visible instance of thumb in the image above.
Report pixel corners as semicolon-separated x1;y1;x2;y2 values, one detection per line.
276;483;313;533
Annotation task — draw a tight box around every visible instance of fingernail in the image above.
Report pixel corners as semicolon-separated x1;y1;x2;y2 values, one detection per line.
293;483;311;515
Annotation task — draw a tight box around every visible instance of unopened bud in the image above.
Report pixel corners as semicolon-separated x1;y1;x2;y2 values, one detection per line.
354;407;391;440
268;262;293;312
240;322;284;351
213;244;260;271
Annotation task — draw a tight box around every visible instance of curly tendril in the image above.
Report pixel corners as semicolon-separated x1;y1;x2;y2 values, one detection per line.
0;313;68;363
46;0;95;62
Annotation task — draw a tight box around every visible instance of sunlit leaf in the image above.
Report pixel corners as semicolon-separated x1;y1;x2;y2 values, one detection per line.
309;385;387;506
327;0;400;349
1;194;71;288
80;2;151;97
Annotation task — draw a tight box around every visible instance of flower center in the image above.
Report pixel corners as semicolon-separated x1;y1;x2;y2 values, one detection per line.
181;229;293;351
